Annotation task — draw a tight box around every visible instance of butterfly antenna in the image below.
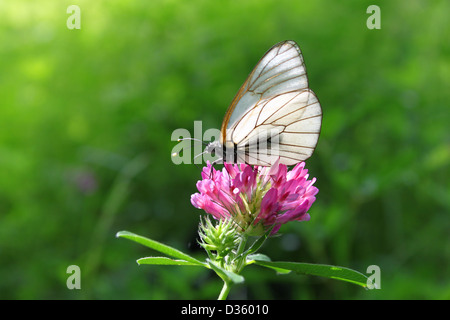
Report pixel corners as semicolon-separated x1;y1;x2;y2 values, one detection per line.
177;137;208;146
173;137;210;168
192;150;209;170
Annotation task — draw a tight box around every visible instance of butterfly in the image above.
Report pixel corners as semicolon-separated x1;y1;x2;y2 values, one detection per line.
205;40;322;166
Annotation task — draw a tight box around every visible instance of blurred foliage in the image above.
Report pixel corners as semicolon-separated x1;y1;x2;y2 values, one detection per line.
0;0;448;299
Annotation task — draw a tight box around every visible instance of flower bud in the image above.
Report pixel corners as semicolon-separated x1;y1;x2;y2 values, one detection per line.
198;216;239;261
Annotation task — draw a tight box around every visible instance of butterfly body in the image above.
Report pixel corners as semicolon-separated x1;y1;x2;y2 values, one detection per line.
207;40;322;166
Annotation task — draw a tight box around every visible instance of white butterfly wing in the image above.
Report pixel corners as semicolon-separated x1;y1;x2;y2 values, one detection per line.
221;41;308;137
220;40;322;166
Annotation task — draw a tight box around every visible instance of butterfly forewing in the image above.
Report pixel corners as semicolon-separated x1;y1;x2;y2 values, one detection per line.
219;40;322;166
221;41;308;138
249;43;308;97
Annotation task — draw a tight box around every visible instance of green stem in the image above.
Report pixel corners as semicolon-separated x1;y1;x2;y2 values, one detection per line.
234;234;248;272
218;280;232;300
237;234;248;255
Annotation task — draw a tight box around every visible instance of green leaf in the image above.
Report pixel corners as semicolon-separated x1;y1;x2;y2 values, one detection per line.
246;253;271;263
207;260;245;284
137;257;204;266
253;260;369;288
116;230;206;267
243;227;273;257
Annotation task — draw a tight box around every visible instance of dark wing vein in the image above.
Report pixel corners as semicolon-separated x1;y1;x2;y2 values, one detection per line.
248;45;282;88
258;55;301;82
268;100;320;125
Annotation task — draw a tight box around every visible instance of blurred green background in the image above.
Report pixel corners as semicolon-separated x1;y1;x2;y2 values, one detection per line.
0;0;448;299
